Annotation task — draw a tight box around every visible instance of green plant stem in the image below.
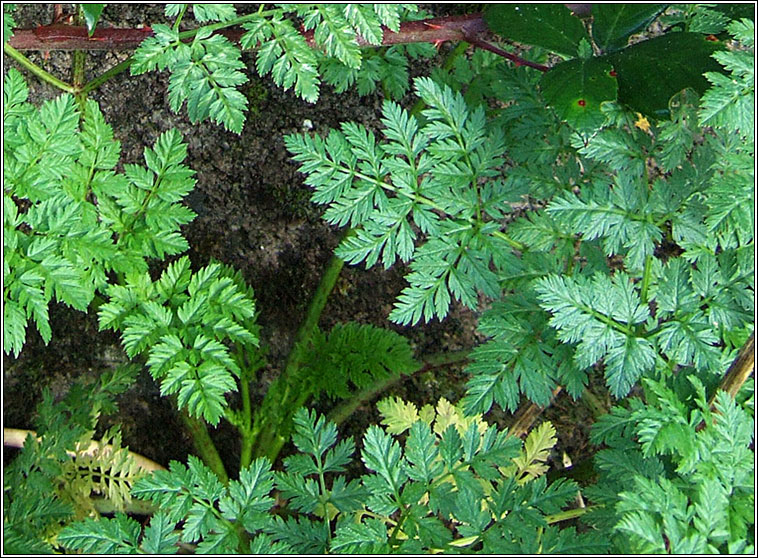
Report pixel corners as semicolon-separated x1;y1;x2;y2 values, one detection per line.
327;349;471;426
79;56;134;96
73;50;87;110
173;5;187;32
3;42;77;93
239;369;254;470
492;229;526;251
639;254;654;304
72;9;87;109
545;505;593;524
179;409;229;484
175;10;280;43
249;247;346;462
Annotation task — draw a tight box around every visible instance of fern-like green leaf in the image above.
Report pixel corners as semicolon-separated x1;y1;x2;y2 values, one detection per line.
330;518;390;554
192;4;236;23
535;272;654;397
300;5;362;69
4;71;199;357
167;32;248;133
58;514;142;553
287;77;509;326
139;513;181;554
99;256;259;424
242;15;320;103
699;21;754;136
130;455;275;551
303;322;418;399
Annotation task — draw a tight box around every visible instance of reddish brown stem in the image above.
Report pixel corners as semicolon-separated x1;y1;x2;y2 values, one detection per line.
9;14;488;52
7;12;547;73
461;31;549;72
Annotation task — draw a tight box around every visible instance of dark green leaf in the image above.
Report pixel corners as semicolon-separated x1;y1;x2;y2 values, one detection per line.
591;4;666;53
604;32;722;118
484;4;590;58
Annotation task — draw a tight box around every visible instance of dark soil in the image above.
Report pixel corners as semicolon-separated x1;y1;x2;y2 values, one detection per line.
3;4;597;477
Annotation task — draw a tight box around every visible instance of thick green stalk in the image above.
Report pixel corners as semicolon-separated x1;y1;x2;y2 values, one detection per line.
179;409;229;484
250;247;346;461
238;365;256;470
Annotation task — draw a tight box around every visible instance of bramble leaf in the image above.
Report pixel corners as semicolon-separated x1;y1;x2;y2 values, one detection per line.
540;57;617;131
484;4;590;58
604;32;721;118
591;4;666;53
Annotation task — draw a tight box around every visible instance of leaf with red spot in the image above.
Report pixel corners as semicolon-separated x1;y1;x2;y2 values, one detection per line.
540;58;618;131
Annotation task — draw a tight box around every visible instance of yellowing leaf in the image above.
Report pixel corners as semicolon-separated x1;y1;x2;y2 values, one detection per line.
511;421;557;484
432;397;488;438
433;398;458;436
377;395;418;434
419;403;436;426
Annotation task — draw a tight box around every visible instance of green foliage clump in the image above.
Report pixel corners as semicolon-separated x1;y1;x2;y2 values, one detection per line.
3;366;140;553
132;12;249;133
59;400;606;554
288;13;754;407
59;455;282;554
3;4;754;556
587;379;754;553
3;69;196;357
131;4;427;132
98;256;260;425
287;76;513;326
